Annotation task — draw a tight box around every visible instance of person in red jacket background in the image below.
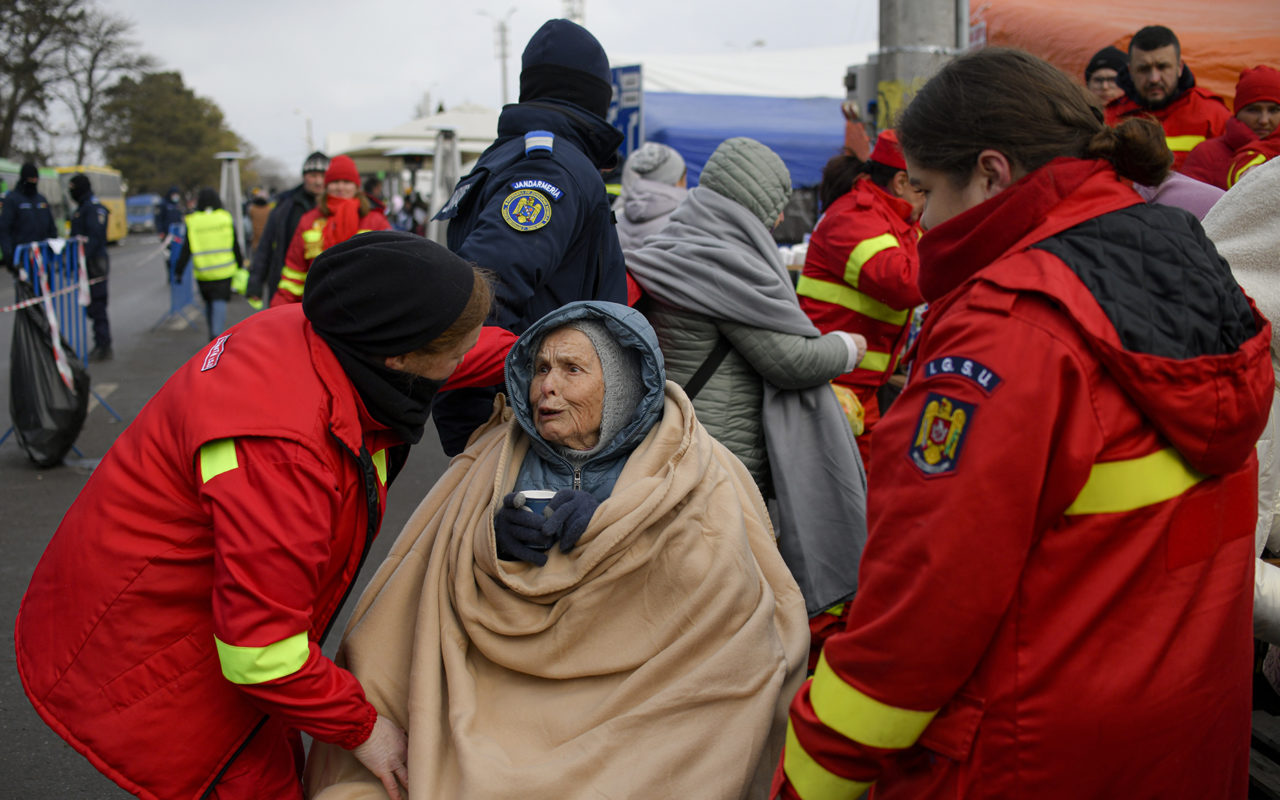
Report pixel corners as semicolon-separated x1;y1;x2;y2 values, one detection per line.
1183;65;1280;188
17;232;494;800
776;48;1270;800
272;154;391;306
1104;25;1231;170
798;129;924;468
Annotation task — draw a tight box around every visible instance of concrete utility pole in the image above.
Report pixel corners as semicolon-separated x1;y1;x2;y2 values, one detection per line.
214;151;247;257
875;0;961;129
479;8;517;105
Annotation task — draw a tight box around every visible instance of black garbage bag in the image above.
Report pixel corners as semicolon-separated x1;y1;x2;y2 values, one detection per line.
9;277;89;467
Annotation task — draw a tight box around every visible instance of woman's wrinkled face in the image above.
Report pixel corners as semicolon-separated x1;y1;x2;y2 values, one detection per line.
530;328;604;450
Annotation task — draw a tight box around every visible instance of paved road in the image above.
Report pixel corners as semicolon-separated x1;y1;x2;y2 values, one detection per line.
0;237;455;796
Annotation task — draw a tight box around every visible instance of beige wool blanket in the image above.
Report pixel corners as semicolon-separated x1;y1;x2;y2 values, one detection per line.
306;384;809;800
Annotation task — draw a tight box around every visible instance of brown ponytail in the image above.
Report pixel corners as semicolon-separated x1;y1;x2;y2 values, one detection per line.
898;48;1170;187
1084;117;1172;186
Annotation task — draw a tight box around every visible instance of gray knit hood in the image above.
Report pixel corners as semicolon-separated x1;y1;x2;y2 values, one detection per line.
697;137;792;229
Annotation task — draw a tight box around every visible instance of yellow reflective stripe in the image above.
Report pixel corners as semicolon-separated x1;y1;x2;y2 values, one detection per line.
1064;446;1204;515
281;266;308;281
1228;153;1266;188
1165;134;1205;153
810;652;937;749
199;439;238;483
796;276;910;325
278;281;304;297
302;228;322;241
858;349;892;372
843;232;899;288
783;720;872;800
823;603;845;617
372;448;387;485
214;632;310;685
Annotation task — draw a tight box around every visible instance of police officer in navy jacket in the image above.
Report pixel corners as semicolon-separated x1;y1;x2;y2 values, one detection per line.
0;162;58;271
431;18;627;455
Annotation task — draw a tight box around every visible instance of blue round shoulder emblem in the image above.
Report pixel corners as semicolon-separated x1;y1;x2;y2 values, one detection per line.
501;189;551;232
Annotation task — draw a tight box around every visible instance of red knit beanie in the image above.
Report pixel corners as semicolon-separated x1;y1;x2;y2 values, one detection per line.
1236;66;1280;110
869;128;907;171
325;155;360;185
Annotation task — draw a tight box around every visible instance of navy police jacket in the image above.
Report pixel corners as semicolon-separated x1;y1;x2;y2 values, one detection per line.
70;197;110;278
0;189;58;265
437;99;627;332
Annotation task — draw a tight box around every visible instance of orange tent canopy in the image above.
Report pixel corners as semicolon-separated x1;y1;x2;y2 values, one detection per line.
972;0;1280;110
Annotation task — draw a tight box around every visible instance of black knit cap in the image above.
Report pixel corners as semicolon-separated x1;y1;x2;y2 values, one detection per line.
1085;46;1128;81
519;19;613;119
303;230;474;357
19;162;37;181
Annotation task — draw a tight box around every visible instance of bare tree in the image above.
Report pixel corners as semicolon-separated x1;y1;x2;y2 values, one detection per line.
0;0;87;157
56;7;154;164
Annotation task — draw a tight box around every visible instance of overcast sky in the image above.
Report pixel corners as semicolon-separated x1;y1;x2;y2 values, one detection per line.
96;0;878;171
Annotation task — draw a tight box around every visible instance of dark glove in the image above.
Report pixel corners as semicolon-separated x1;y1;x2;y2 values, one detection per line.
544;489;600;554
495;492;556;566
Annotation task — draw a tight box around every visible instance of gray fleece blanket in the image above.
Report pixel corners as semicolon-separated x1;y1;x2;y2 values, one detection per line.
628;186;867;614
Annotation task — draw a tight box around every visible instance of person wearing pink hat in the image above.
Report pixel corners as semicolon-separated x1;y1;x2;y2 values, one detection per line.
271;155;392;306
797;128;925;472
1183;65;1280;189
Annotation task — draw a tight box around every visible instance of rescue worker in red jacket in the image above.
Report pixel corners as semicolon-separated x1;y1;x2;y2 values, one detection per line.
798;129;924;467
776;48;1271;800
16;232;493;800
272;154;392;306
1183;65;1280;189
1104;25;1231;170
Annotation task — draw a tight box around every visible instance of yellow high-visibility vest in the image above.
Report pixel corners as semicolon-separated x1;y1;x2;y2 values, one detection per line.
184;209;237;282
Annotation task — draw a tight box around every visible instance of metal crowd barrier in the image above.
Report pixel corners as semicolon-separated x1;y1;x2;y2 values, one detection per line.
151;222;200;331
0;238;122;453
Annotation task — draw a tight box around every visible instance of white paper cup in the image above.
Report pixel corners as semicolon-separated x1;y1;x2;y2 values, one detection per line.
517;489;557;518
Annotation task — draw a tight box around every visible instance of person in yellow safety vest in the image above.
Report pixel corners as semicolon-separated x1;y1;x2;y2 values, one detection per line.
176;187;244;340
270;155;391;307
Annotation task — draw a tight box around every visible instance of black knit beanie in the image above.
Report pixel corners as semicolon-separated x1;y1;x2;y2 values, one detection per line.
303;230;474;357
1085;46;1127;81
519;19;613;119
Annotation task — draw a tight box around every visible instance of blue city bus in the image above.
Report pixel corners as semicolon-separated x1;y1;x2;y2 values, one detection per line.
126;193;162;233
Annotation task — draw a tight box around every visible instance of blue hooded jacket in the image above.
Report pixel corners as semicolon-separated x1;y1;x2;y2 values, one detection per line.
504;301;665;502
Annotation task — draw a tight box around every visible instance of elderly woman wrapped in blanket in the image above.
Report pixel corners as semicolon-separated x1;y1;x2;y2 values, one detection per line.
305;300;809;800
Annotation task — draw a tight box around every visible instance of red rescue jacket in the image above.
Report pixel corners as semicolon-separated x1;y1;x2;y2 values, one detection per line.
16;305;401;800
798;177;922;395
1228;129;1280;187
1105;85;1232;170
271;206;392;306
777;159;1271;800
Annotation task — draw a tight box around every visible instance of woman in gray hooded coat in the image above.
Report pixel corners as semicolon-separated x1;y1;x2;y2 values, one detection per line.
626;137;870;617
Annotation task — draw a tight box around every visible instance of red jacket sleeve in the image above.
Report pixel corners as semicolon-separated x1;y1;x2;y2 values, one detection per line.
199;437;376;749
778;293;1101;796
441;325;517;391
270;217;311;307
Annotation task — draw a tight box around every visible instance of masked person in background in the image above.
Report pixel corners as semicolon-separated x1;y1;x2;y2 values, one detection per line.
68;173;113;361
0;162;57;271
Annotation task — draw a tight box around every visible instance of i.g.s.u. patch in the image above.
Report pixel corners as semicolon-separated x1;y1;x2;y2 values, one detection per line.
909;392;975;476
201;333;231;372
920;356;1002;394
501;188;552;232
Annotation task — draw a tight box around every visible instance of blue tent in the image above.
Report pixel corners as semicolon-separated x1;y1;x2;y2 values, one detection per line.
642;92;846;189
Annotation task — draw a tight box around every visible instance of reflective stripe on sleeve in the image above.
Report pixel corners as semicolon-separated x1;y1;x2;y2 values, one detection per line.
199;439;239;483
1064;446;1204;515
810;652;938;750
783;719;872;800
858;349;892;373
843;232;899;288
1164;134;1205;153
214;632;310;685
1228;153;1266;188
796;276;910;325
281;266;308;282
277;277;305;297
372;448;387;485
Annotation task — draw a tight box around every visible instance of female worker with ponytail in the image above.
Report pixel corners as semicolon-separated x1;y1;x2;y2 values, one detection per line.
776;48;1272;800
